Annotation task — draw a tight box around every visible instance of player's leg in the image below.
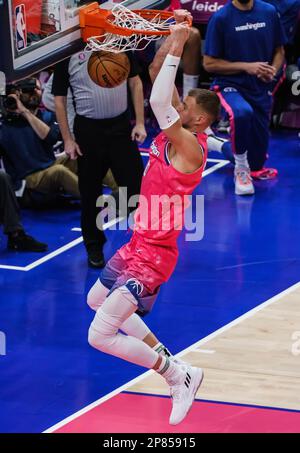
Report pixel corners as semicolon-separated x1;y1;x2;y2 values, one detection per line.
87;249;153;344
216;87;255;195
88;285;203;425
87;261;176;360
87;277;152;342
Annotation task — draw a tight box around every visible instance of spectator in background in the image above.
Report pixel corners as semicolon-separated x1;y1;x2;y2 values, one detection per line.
264;0;300;45
53;51;145;269
0;78;79;198
0;170;47;252
204;0;286;195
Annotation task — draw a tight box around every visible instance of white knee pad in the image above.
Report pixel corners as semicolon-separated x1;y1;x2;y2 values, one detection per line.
87;279;109;311
87;286;158;369
88;308;120;352
88;286;138;352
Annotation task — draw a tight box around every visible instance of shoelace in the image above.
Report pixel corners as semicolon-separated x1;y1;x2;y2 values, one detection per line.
237;170;251;185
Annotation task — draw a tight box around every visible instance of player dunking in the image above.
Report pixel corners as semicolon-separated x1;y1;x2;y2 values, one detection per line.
87;13;220;425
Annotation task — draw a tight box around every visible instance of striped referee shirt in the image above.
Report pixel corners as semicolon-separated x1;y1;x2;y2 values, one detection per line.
52;51;140;120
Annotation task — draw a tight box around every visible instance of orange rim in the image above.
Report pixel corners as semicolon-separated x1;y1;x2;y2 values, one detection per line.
80;3;192;39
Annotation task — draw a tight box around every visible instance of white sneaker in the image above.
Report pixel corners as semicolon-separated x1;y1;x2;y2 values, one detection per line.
234;166;255;195
169;366;204;425
170;355;189;366
206;134;228;153
216;119;230;133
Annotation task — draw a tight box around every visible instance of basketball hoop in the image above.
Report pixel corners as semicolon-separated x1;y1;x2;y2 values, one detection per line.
79;2;192;53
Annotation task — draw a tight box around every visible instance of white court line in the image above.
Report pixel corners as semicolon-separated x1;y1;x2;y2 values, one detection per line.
141;151;228;164
0;264;27;271
217;258;299;271
193;349;216;354
206;157;229;163
141;152;229;177
140;151;229;168
202;160;229;177
25;237;84;271
0;159;228;272
44;279;300;433
0;217;125;272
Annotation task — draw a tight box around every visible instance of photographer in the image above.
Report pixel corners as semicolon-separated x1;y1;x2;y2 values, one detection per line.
0;78;79;198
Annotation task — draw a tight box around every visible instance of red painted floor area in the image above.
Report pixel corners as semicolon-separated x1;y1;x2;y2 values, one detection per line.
54;393;300;433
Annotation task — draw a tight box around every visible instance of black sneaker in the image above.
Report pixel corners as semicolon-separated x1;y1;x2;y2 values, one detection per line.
7;231;48;252
87;247;105;268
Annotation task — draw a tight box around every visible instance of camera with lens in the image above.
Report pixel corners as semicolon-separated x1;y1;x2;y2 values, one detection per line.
1;78;37;120
3;95;18;111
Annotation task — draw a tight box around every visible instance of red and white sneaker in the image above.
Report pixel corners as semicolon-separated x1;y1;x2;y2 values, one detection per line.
251;168;278;180
169;365;204;425
234;166;255;195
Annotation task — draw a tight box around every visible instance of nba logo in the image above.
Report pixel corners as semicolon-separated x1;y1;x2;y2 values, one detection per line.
15;4;27;50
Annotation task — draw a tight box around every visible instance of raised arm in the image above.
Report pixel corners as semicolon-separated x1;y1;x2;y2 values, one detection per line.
149;9;193;109
149;24;202;171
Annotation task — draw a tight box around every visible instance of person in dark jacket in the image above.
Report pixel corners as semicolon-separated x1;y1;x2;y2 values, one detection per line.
0;78;79;197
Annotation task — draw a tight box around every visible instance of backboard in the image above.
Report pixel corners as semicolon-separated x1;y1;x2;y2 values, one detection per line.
0;0;170;83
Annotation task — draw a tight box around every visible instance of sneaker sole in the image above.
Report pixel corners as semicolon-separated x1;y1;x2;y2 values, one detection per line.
235;190;255;196
235;187;255;196
169;368;204;425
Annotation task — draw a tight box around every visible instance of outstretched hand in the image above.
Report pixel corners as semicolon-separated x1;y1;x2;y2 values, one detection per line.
173;9;193;25
170;22;191;45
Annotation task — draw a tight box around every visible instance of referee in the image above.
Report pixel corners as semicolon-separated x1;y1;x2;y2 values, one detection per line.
53;51;145;268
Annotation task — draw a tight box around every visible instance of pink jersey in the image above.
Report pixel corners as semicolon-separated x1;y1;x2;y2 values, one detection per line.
133;131;207;247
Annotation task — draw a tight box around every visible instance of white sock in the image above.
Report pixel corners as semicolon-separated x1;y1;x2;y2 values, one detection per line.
157;356;184;385
183;74;200;99
235;151;249;169
153;342;172;358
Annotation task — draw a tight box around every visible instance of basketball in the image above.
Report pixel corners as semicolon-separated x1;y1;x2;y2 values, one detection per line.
87;51;130;88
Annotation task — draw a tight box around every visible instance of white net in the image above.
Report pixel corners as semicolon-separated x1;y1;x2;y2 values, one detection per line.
85;4;175;53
